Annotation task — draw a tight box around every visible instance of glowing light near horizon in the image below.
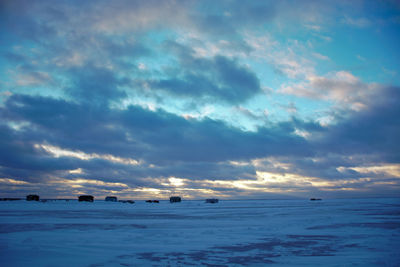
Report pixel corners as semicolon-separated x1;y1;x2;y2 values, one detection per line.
69;168;83;174
343;164;400;178
251;158;291;170
256;171;336;188
131;188;162;193
146;166;395;196
57;178;128;188
228;160;250;167
4;155;398;198
167;177;185;187
0;178;31;185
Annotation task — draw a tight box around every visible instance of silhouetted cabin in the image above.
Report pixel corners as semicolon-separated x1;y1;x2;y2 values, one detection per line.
170;196;181;203
153;200;159;203
105;196;117;202
146;200;159;203
119;200;134;204
26;194;40;201
206;198;219;203
79;195;94;202
310;198;322;201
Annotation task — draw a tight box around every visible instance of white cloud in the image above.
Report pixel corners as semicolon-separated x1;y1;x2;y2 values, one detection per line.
305;24;322;31
246;34;315;79
312;52;330;61
138;63;147;70
16;71;52;87
280;71;379;110
338;164;400;178
34;144;141;166
341;16;370;28
0;178;31;185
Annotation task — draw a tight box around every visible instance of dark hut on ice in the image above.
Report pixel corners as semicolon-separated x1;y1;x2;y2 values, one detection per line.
26;194;40;201
170;196;181;203
78;195;94;202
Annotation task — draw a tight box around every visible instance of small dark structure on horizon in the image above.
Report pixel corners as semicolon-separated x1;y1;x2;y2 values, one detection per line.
146;200;159;203
0;198;22;201
105;196;117;202
26;194;40;201
206;198;219;204
310;198;322;201
79;195;94;202
119;200;135;204
170;196;181;203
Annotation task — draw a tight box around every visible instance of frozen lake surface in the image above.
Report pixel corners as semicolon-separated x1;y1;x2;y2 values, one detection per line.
1;198;399;266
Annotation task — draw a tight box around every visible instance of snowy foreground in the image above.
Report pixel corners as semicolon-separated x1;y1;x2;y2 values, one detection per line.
0;198;399;266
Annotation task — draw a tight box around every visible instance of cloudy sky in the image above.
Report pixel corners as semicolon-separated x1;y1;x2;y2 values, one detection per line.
1;0;399;199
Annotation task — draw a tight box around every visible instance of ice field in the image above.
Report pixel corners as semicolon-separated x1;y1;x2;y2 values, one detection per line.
0;198;399;266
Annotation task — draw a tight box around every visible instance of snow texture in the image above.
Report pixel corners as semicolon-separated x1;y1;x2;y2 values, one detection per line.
0;198;399;266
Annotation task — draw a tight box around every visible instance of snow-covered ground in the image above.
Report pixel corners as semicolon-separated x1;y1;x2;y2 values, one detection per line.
0;198;399;266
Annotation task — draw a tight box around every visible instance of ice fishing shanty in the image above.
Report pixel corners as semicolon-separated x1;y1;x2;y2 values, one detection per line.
105;196;117;202
79;195;94;202
26;194;40;201
170;196;181;203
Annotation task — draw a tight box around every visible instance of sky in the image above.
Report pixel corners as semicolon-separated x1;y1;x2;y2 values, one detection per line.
0;0;399;200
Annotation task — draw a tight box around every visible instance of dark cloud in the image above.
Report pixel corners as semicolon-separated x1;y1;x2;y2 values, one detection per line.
256;86;400;181
1;87;399;197
3;94;309;161
0;93;310;185
2;86;398;188
0;124;81;183
148;41;262;104
66;66;128;105
321;86;400;163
